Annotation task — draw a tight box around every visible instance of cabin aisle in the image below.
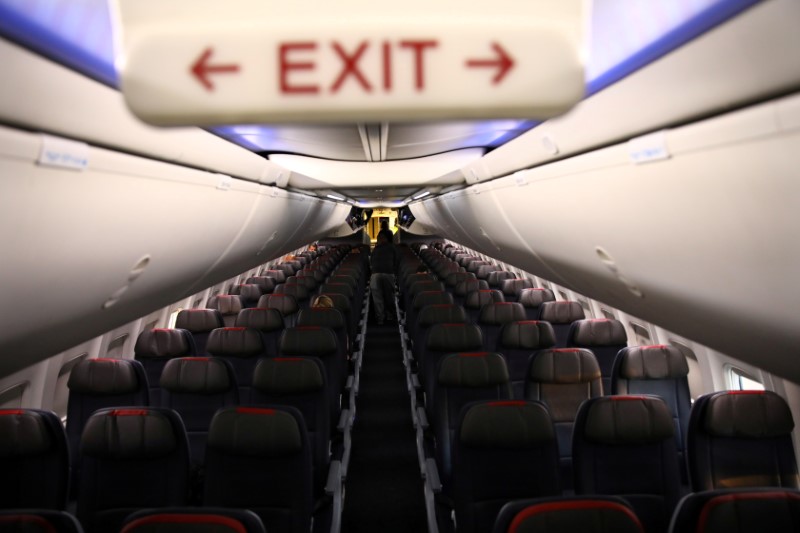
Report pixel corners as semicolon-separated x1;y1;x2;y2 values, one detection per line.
341;320;427;532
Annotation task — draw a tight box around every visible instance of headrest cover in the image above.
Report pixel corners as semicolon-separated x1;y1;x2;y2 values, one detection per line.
246;276;277;293
81;409;177;459
418;305;468;326
460;401;554;448
175;309;224;333
475;265;498;280
479;302;526;325
208;407;302;456
529;348;601;384
279;327;337;356
0;410;52;457
570;319;628;346
256;294;299;316
206;295;243;317
67;359;141;394
426;324;484;352
583;396;674;444
445;272;476;287
537;301;585;324
253;358;325;394
499;321;556;350
454;279;489;296
297;308;346;329
466;260;490;273
0;514;65;533
413;291;454;310
263;269;286;283
507;500;643;533
134;329;193;359
500;278;534;296
618;345;689;380
206;328;264;358
230;285;263;302
160;358;232;394
235;308;285;331
487;271;516;288
705;391;795;438
518;288;556;308
697;491;800;533
464;290;504;309
275;283;309;300
438;352;509;387
121;513;252;533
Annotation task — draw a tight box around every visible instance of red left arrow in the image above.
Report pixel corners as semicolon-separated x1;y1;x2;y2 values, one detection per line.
191;47;240;91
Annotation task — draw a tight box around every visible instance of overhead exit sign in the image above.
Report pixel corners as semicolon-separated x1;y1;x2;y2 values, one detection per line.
114;0;585;125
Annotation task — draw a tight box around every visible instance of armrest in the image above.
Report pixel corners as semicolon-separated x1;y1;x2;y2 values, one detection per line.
416;406;429;430
425;458;443;493
345;374;354;391
337;408;351;433
325;460;343;495
411;373;421;389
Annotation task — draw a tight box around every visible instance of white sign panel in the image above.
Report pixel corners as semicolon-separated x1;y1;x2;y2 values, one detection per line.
114;0;585;125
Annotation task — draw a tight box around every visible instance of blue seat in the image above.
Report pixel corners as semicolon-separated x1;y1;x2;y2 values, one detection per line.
0;510;83;533
517;288;556;320
536;301;585;347
235;307;285;358
121;508;265;533
174;309;224;356
477;302;526;354
464;289;505;323
495;320;556;398
566;318;628;394
206;294;243;326
206;327;265;403
669;488;800;533
499;278;535;303
492;496;643;533
133;328;195;401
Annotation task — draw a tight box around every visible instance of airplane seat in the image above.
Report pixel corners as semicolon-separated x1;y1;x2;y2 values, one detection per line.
444;271;476;292
262;269;287;285
275;263;298;277
413;304;468;357
235;307;285;358
76;407;190;533
203;406;313;533
327;274;360;303
290;274;319;293
477;302;526;352
174;309;225;356
612;345;691;481
228;284;264;309
486;271;516;290
453;279;490;308
573;395;681;533
406;281;446;319
121;508;265;533
133;328;196;400
403;272;437;295
526;347;602;487
464;289;505;324
499;279;535;303
251;357;331;492
0;408;69;510
314;292;355;343
246;276;277;295
273;283;310;310
475;265;500;281
206;295;243;327
495;320;556;398
318;282;354;302
452;400;560;533
566;319;628;394
466;260;491;274
687;390;799;492
205;327;264;403
536;301;585;348
518;288;556;320
454;254;476;268
298;268;326;284
492;496;643;533
256;294;300;328
0;510;84;533
420;323;484;410
668;487;800;533
297;307;350;358
159;356;239;465
408;291;455;341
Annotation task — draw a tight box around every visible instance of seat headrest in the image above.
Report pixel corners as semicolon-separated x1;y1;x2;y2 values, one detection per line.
694;490;800;533
81;408;178;459
206;328;264;358
475;265;498;280
478;302;527;325
410;281;445;296
413;291;454;309
275;283;309;300
67;358;142;394
256;294;299;316
500;278;534;297
487;271;516;288
438;352;509;387
518;288;556;308
134;328;193;359
454;279;489;296
0;513;77;533
418;304;468;326
582;396;674;444
122;512;257;533
316;292;351;311
253;357;325;394
537;301;585;324
229;284;263;302
206;295;243;317
246;276;276;293
704;391;794;438
175;309;224;333
460;401;554;448
426;323;484;352
464;289;504;309
297;308;346;329
235;308;285;331
569;319;628;346
208;407;302;456
506;499;643;533
0;409;53;457
160;357;233;394
618;345;689;380
262;269;286;283
279;327;338;356
529;348;601;384
499;321;556;350
445;271;476;287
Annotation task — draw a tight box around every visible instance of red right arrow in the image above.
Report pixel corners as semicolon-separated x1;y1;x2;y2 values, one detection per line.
465;42;514;85
191;47;241;91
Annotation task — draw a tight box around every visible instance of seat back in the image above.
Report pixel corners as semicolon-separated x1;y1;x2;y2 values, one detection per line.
204;406;313;533
0;510;83;533
77;408;190;533
518;288;556;320
526;347;602;485
229;284;264;309
475;265;500;281
537;301;585;347
207;295;244;326
687;390;799;492
486;270;516;290
175;309;224;355
573;395;681;533
421;323;484;406
492;497;643;533
444;271;476;290
256;294;300;327
273;283;310;310
206;327;264;402
496;320;556;398
414;304;468;354
499;278;535;303
297;307;349;357
159;357;238;464
453;279;489;308
133;328;195;400
0;409;69;510
235;307;285;357
452;400;560;533
464;289;505;323
245;276;277;295
121;508;266;533
262;269;286;284
477;302;526;352
567;319;628;393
